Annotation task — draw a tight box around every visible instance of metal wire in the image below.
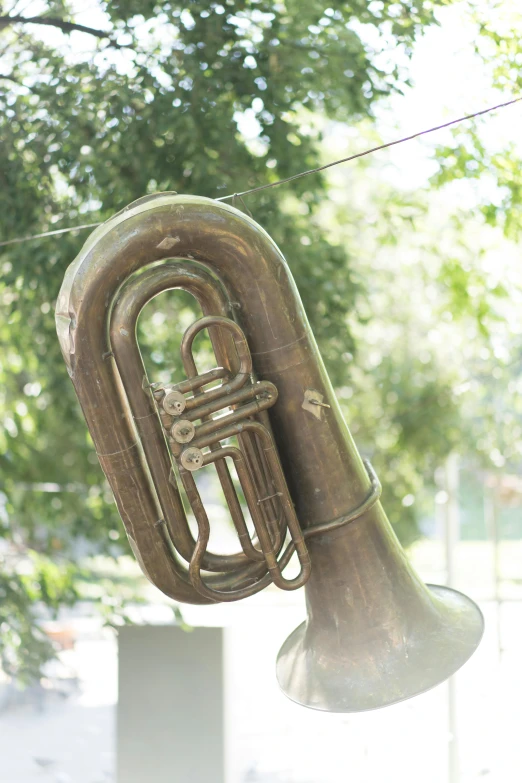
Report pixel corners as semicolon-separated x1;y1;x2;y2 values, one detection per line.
1;95;520;248
216;96;522;201
0;221;100;247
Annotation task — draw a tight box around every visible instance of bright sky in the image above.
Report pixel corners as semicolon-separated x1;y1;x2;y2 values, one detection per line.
327;2;520;194
376;3;519;189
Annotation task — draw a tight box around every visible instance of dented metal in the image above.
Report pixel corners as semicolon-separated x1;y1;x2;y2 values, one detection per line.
56;193;483;712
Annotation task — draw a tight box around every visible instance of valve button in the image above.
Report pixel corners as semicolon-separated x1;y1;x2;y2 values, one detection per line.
180;447;204;472
162;390;186;416
171;419;196;444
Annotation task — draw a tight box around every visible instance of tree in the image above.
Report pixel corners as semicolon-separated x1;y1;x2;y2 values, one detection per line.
318;143;522;544
1;0;512;677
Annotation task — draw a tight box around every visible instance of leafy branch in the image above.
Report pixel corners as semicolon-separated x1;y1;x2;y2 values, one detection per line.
0;13;132;48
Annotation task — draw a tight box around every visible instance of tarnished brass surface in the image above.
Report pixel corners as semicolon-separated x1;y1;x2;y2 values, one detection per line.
56;193;483;711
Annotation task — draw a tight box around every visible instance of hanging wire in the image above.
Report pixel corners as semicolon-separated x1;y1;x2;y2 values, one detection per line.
1;95;520;249
217;96;522;200
0;222;100;247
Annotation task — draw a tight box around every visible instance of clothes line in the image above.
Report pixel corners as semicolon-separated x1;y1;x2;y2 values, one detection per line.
1;95;520;249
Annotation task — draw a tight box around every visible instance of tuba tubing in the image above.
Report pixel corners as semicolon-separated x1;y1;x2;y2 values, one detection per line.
109;263;279;575
56;193;483;710
110;263;310;601
56;193;345;601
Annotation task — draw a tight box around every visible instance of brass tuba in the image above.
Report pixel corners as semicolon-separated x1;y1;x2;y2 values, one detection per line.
56;193;483;712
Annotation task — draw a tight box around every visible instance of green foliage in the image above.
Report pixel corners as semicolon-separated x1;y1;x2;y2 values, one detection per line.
437;256;509;337
0;553;78;683
318;144;522;542
430;2;522;240
5;0;517;678
433;131;522;240
417;3;522;492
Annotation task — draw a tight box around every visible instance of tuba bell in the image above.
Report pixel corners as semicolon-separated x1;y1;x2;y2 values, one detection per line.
55;193;483;712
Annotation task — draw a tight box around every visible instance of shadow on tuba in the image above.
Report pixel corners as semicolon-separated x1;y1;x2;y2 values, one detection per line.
55;193;483;712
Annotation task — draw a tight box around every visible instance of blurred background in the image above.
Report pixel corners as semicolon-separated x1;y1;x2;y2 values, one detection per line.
1;0;522;781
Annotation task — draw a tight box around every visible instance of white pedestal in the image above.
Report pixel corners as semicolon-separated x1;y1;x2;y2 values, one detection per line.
118;625;225;783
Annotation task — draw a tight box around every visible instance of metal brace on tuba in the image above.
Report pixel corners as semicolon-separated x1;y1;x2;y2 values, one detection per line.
56;193;483;712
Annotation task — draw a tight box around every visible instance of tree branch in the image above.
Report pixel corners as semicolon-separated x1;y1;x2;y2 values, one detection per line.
0;73;21;84
0;72;36;92
0;14;132;48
